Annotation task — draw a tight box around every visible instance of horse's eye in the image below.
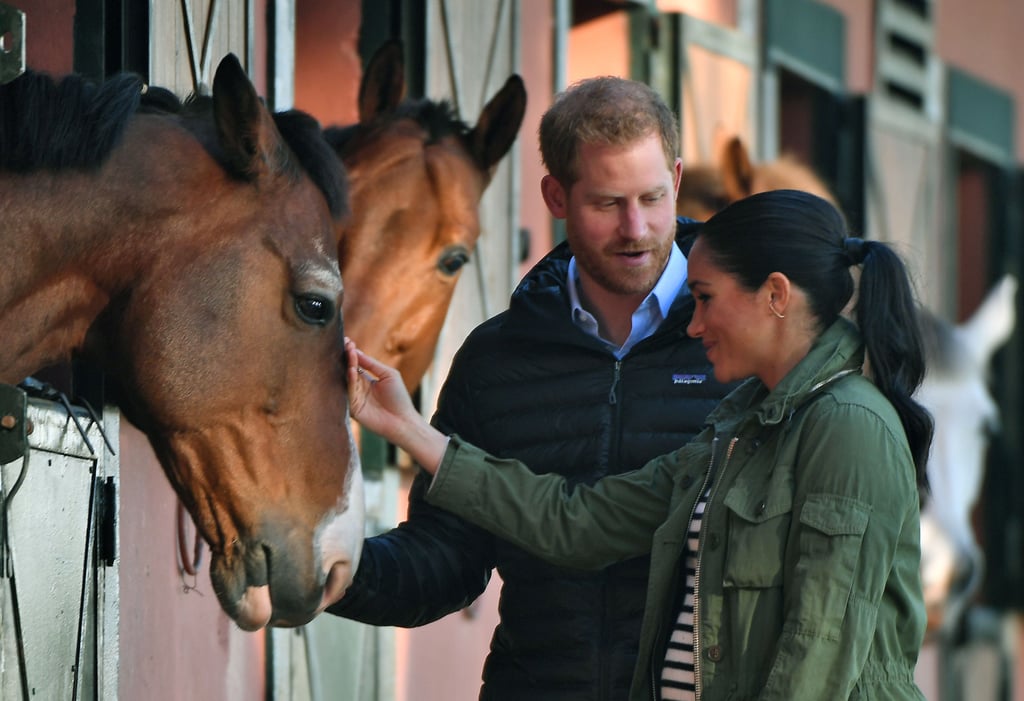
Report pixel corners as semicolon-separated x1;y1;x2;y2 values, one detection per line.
437;246;470;276
294;295;334;326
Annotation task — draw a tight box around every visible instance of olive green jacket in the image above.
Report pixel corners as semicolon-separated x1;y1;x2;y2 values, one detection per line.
427;318;926;700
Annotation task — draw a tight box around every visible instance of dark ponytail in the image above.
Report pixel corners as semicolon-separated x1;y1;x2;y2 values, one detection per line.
853;242;933;487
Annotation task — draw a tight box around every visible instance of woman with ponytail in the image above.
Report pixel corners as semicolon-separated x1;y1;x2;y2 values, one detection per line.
346;189;930;701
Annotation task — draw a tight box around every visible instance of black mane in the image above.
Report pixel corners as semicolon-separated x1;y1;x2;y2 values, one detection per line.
324;97;473;162
0;69;147;171
0;69;347;219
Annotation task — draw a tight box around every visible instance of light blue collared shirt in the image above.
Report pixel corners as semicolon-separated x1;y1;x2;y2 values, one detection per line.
567;242;688;359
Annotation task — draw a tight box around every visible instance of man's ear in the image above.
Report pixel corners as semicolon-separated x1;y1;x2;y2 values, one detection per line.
672;157;683;199
541;174;568;218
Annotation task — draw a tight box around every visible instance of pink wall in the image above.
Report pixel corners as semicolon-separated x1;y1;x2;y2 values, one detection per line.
15;0;74;75
517;0;556;274
118;3;270;696
936;0;1024;163
517;7;634;277
812;0;1024;164
814;0;873;94
118;425;266;701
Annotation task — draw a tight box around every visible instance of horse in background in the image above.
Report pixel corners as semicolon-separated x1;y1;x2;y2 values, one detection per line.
917;274;1018;635
676;135;837;220
325;40;526;391
673;134;1020;640
0;55;361;631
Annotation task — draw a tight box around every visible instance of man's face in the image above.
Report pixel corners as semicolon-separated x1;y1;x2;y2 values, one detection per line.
543;133;681;302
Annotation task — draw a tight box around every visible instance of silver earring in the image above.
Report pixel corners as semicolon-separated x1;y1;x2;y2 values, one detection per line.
769;299;785;319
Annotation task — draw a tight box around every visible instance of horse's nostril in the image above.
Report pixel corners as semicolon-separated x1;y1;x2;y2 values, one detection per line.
320;560;353;609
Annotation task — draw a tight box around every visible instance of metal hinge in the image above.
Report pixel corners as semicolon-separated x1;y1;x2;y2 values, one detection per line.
0;382;28;464
0;3;26;85
97;476;117;567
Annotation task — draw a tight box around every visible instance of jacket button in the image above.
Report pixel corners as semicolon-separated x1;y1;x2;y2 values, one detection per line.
706;644;723;661
755;500;767;515
680;475;694;489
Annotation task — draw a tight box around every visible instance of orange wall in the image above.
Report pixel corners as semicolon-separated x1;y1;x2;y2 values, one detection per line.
567;11;631;84
293;0;362;127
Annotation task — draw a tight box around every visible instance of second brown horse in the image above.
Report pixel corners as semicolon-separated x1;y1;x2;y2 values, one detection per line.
327;41;527;391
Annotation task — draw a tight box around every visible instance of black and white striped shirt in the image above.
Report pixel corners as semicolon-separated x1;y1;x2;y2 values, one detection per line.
660;486;711;700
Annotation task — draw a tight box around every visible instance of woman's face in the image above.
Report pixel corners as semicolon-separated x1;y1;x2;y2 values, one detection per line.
685;237;777;385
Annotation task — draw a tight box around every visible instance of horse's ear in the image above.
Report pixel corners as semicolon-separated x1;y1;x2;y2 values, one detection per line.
468;74;526;175
960;273;1018;364
719;136;755;201
212;53;286;179
358;40;406;124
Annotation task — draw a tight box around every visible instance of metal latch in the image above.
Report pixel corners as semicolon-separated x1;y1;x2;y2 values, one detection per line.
0;3;26;85
0;383;28;464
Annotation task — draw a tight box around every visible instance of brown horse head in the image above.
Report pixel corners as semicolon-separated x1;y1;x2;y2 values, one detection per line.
326;40;526;391
0;55;361;630
677;136;837;220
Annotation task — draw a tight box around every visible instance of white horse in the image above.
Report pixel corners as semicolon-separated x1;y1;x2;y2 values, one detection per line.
916;274;1018;636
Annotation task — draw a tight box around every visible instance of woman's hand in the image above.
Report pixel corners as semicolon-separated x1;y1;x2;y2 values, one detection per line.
345;338;449;473
345;338;416;437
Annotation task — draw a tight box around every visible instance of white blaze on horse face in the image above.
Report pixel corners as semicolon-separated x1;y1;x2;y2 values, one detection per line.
918;377;996;552
298;259;343;296
916;273;1017;633
314;426;365;610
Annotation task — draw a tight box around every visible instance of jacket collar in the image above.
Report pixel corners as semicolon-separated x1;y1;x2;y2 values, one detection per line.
707;317;865;428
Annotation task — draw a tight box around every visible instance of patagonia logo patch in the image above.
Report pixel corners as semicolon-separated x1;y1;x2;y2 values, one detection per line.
672;373;706;385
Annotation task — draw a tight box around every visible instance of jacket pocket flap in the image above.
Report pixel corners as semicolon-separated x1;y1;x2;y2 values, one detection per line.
799;494;870;536
723;477;793;524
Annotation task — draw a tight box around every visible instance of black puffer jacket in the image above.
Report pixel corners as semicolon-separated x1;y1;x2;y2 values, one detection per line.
329;219;735;700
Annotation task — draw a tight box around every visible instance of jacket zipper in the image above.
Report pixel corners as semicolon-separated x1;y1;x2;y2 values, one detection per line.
609;359;621;404
651;436;724;701
693;435;738;701
604;357;623;701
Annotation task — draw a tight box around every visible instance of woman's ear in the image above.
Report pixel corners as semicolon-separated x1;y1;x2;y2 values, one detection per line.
765;272;791;313
541;174;568;219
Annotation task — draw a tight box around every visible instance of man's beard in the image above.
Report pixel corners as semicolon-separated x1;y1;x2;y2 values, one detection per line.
574;238;672;297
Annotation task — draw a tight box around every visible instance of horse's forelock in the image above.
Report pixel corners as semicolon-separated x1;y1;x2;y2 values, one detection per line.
323;123;359;153
394;98;471;143
324;98;471;176
273;110;350;220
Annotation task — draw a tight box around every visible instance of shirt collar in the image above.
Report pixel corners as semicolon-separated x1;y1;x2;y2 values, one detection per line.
567;242;688;355
567;242;687;319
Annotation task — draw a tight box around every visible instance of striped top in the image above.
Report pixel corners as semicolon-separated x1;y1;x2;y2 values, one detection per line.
660;486;710;700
